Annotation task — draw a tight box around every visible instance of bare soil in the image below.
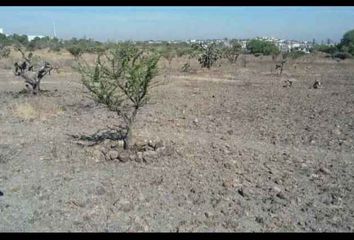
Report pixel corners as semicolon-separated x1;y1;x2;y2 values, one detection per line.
0;52;353;232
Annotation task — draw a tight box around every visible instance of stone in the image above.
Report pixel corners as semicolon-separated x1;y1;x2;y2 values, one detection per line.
96;186;106;196
92;149;106;163
129;154;137;162
119;199;134;212
118;152;130;163
272;186;282;194
107;150;119;160
204;212;213;218
136;152;143;163
255;216;264;224
143;150;158;163
276;192;286;200
319;167;331;175
154;140;164;150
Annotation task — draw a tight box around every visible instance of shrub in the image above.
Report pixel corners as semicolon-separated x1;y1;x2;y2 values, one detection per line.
75;44;160;149
332;51;352;60
193;42;221;69
222;41;242;64
67;45;84;58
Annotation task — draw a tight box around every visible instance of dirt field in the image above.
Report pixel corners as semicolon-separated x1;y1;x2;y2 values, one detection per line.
0;50;353;232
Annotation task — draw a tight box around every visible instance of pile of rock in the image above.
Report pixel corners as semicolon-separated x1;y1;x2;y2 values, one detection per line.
91;139;167;164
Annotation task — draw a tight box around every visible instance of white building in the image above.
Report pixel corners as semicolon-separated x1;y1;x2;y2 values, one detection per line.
27;35;46;41
0;28;3;34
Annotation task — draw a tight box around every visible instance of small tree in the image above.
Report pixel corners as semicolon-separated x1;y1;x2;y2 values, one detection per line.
76;44;160;149
222;41;242;64
193;42;221;69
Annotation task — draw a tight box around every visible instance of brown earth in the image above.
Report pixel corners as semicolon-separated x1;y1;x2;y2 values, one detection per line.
0;50;353;232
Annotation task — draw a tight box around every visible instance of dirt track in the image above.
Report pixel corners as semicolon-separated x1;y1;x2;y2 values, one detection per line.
0;56;354;231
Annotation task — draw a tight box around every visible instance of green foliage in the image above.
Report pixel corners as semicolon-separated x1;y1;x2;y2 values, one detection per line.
340;29;354;46
283;49;306;60
67;45;84;58
246;39;280;56
76;44;160;149
8;34;29;46
339;29;354;56
193;42;221;69
157;43;177;65
332;51;352;60
312;44;338;55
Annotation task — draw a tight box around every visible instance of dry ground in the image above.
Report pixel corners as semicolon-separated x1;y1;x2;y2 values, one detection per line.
0;50;353;231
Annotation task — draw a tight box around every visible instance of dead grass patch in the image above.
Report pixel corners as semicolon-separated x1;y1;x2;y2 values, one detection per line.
10;98;64;121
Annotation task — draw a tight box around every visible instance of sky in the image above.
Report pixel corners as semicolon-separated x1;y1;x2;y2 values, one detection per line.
0;7;354;42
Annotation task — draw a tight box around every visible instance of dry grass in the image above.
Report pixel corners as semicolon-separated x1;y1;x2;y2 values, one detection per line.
10;98;65;121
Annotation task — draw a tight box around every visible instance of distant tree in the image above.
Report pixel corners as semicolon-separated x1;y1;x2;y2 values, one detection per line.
193;42;221;69
339;29;354;56
246;39;280;56
222;41;242;64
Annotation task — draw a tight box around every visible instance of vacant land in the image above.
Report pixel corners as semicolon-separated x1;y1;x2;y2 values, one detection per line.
0;51;353;232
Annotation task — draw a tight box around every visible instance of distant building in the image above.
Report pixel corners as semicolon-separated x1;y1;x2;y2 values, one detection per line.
0;28;3;34
27;35;46;41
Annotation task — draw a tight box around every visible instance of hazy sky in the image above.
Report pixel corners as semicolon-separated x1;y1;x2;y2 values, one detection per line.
0;7;354;42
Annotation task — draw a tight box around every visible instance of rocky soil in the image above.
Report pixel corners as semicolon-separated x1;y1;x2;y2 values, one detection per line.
0;56;353;232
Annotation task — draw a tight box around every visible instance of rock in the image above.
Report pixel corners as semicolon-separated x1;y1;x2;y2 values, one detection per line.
154;140;164;150
333;129;341;136
129;154;136;162
204;212;213;218
136;152;143;163
272;186;282;194
276;192;287;200
92;149;106;163
107;150;119;160
118;152;130;163
143;150;158;163
96;186;106;196
255;216;264;224
119;199;134;212
0;190;3;196
238;188;245;197
193;118;199;125
319;167;331;175
227;130;233;135
147;140;155;149
223;162;232;169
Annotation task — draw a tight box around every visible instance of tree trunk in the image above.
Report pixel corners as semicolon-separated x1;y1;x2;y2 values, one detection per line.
123;107;139;150
32;81;40;95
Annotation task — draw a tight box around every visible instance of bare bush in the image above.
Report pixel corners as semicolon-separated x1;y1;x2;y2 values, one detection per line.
13;48;56;95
